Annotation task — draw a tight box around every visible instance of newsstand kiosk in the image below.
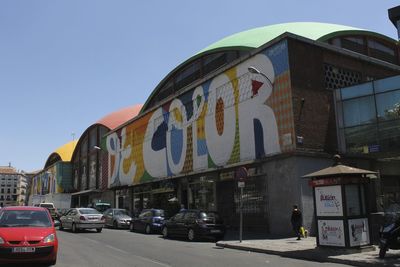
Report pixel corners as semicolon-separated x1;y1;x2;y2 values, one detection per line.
303;155;377;248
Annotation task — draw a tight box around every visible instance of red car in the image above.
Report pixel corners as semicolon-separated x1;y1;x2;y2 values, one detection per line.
0;206;58;266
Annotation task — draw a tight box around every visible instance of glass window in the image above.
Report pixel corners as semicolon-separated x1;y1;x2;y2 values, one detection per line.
344;124;378;154
378;120;400;152
376;90;400;121
341;83;373;100
89;154;96;189
234;177;265;214
79;208;101;215
345;185;361;216
0;210;51;227
175;60;201;91
89;128;97;149
343;96;376;127
173;213;185;221
374;75;400;93
368;39;396;63
341;36;365;54
80;158;87;190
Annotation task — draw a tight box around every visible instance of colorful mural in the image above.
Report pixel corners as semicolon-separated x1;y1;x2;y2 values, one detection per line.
106;40;295;187
31;163;73;195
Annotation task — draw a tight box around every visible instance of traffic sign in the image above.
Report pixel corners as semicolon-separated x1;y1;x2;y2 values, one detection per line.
238;181;245;188
235;167;248;181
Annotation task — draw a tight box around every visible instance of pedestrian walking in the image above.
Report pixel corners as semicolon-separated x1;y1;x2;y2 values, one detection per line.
291;205;303;240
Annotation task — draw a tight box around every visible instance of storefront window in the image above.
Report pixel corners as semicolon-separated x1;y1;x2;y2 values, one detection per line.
188;179;216;211
234;178;265;214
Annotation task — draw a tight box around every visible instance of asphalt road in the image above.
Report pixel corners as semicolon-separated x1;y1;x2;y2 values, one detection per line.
53;228;353;267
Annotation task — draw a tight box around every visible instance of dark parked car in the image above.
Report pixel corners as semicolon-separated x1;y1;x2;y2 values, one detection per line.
130;209;165;234
162;210;225;241
103;208;132;229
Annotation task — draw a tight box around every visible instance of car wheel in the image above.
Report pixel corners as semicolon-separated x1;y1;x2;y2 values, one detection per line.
215;235;224;242
113;221;118;229
145;224;151;234
72;223;77;233
129;222;135;232
162;226;168;238
47;258;57;266
188;229;196;241
96;228;103;233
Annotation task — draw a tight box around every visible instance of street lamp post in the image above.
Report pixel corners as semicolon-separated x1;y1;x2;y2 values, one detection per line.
248;66;273;87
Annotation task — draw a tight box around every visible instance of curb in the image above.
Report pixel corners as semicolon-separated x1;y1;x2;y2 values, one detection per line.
216;242;390;267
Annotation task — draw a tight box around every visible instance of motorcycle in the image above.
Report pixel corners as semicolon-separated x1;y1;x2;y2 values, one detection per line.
379;203;400;258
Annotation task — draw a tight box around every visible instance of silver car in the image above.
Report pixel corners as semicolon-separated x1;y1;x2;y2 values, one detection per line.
103;208;132;229
59;208;105;233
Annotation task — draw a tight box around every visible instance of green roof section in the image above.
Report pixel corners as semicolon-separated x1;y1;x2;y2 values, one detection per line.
197;22;395;54
141;22;397;113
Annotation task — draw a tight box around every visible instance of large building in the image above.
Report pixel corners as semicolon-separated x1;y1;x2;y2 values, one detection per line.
101;22;400;235
28;20;400;236
0;165;28;207
70;105;142;208
30;141;77;207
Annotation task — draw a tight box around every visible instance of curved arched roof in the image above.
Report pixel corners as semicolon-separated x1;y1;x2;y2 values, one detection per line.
96;104;142;130
44;140;78;168
196;22;395;54
141;22;397;112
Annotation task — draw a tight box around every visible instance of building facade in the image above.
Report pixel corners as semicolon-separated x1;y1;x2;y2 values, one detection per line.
70;105;142;208
29;141;76;208
335;75;400;207
0;165;28;207
103;22;400;235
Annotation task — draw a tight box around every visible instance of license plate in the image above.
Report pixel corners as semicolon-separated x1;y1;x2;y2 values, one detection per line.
210;229;221;233
12;247;35;253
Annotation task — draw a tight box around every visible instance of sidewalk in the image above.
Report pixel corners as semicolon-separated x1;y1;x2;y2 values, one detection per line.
216;236;400;267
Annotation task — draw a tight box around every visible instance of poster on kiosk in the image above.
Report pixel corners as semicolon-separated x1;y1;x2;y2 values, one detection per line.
315;185;343;217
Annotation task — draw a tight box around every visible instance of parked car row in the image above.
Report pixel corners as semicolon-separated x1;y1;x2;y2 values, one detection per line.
57;206;226;242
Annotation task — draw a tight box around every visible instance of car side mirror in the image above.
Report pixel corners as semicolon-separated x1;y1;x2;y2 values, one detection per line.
53;220;60;227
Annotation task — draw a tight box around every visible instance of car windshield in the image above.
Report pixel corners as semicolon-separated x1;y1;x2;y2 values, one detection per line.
153;210;164;217
40;204;54;209
199;212;219;219
79;208;101;215
114;209;128;216
0;210;52;228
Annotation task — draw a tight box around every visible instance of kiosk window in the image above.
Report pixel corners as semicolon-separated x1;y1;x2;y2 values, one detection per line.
345;184;365;216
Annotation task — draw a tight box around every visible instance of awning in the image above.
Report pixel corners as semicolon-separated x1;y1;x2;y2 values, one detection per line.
302;164;378;178
71;189;101;196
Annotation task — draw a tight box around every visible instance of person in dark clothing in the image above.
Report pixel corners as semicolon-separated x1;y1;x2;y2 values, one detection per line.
291;205;303;240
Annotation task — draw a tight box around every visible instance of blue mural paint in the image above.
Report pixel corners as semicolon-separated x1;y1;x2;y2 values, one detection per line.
254;119;265;158
152;121;168;151
170;126;183;165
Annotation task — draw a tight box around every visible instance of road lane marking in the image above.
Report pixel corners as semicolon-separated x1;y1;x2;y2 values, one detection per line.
105;245;171;267
105;244;129;254
133;255;172;267
82;237;100;244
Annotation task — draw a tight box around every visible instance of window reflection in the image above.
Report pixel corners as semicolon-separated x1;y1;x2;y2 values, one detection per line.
343;96;376;127
376;91;400;121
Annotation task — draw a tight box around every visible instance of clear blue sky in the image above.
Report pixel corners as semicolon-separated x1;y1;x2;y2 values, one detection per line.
1;0;399;172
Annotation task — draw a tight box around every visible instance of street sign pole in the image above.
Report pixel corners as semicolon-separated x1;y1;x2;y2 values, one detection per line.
235;167;248;244
239;186;243;243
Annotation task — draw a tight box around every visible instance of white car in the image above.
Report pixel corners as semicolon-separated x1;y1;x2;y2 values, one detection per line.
59;208;105;233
